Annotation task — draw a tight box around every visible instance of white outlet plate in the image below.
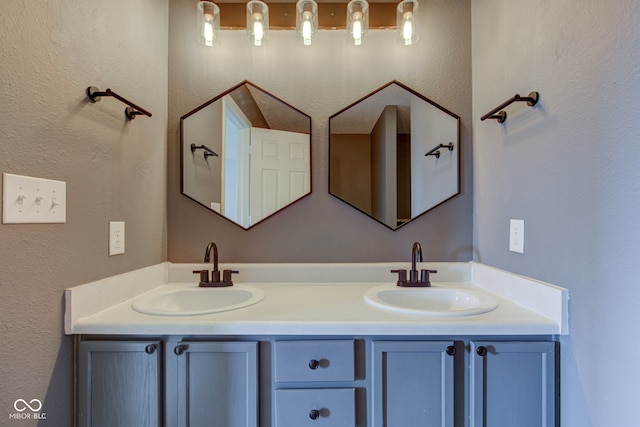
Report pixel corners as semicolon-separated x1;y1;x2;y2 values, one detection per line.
2;173;66;224
109;221;125;256
509;219;525;253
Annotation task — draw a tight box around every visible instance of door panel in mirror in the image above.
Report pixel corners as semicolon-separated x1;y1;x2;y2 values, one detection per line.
181;81;312;229
329;81;460;230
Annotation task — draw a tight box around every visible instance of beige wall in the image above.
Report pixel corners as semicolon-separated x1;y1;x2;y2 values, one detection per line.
0;0;470;422
330;134;372;214
168;0;473;262
472;0;640;424
0;0;168;423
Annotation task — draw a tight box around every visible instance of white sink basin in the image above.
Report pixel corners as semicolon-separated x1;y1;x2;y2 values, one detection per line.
364;285;498;316
131;284;265;316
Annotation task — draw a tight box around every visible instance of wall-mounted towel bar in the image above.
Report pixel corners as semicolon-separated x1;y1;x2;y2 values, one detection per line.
86;87;152;120
481;91;539;123
191;144;219;159
425;143;454;158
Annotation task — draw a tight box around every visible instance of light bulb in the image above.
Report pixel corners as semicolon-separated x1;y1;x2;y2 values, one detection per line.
203;14;214;46
401;12;413;45
352;12;363;45
253;13;264;46
302;12;313;45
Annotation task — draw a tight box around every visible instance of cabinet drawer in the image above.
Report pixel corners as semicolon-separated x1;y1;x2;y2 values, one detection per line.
274;340;354;383
274;388;355;427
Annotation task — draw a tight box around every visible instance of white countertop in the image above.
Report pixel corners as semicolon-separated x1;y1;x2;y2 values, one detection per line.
65;262;569;336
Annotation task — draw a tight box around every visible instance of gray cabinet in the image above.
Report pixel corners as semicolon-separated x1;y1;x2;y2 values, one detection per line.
75;336;558;427
76;339;163;427
173;341;259;427
371;340;455;427
470;341;558;427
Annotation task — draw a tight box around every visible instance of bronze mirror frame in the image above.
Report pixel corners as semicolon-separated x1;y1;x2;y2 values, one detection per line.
180;80;312;229
328;80;461;230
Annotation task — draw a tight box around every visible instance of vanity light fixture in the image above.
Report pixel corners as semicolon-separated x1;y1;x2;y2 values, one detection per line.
296;0;318;46
196;0;418;47
347;0;369;46
247;0;269;46
198;1;220;47
396;0;418;45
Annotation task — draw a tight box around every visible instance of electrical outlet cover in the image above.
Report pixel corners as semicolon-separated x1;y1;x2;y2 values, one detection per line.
109;221;125;256
509;219;524;253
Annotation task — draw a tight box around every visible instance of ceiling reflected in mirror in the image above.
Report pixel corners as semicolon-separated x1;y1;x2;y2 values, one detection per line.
181;81;311;229
329;81;460;230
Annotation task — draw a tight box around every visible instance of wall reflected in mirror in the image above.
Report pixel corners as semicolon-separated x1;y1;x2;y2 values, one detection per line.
329;81;460;230
181;81;311;229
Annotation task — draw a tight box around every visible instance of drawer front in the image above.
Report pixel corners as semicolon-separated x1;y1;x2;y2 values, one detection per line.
274;388;355;427
274;340;355;383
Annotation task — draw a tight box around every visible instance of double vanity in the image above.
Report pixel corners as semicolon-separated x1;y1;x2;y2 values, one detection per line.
66;260;567;427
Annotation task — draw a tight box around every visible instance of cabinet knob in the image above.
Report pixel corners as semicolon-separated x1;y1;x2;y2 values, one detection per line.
476;346;487;357
174;344;188;356
145;344;157;354
446;345;456;356
308;359;320;370
309;409;320;420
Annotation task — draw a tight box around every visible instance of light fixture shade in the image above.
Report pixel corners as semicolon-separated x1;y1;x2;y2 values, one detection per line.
247;0;269;47
296;0;318;46
198;1;220;47
397;0;418;45
347;0;369;46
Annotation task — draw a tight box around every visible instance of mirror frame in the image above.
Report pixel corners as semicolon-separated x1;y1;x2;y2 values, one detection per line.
328;80;461;230
180;80;313;229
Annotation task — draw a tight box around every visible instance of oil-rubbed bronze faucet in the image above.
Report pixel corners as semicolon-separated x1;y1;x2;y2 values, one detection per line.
204;242;220;282
391;241;437;287
193;242;238;287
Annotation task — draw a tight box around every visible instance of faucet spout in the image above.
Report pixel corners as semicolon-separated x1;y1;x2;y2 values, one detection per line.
204;242;219;272
411;241;422;273
410;242;423;282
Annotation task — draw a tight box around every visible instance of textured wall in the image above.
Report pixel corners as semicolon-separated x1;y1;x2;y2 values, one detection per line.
167;0;473;263
0;1;168;424
471;1;640;425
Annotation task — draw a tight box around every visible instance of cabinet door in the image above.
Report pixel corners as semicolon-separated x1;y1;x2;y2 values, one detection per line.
372;341;455;427
470;341;558;427
76;339;162;427
174;341;258;427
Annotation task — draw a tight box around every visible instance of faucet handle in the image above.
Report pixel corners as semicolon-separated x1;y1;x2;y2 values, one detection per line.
420;269;438;287
221;270;239;287
391;269;408;287
193;269;209;284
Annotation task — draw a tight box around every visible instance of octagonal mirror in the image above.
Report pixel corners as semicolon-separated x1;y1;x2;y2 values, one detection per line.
181;81;311;229
329;81;460;230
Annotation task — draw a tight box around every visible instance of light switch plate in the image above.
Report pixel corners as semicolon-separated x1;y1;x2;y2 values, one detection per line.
2;173;66;224
509;219;525;253
109;221;125;256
